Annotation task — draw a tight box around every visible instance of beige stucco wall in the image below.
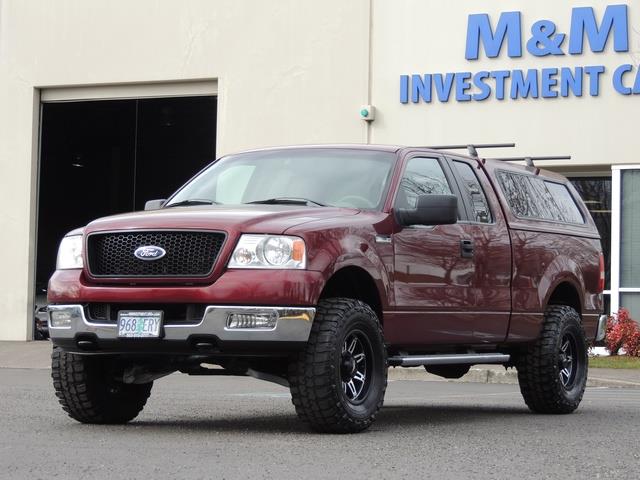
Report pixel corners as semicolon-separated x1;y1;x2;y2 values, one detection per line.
371;0;640;165
0;0;371;340
0;0;637;339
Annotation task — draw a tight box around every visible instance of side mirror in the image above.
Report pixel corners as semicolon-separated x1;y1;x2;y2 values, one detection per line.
396;194;458;226
144;199;167;211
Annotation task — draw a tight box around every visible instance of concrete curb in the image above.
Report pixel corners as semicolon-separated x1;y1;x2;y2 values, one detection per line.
388;366;640;388
388;366;519;384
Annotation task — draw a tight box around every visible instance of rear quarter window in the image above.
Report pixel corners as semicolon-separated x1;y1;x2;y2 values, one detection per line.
452;161;492;223
497;171;584;224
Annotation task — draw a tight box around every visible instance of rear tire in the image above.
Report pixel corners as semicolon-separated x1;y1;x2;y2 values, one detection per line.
289;298;387;433
51;347;152;424
516;305;588;414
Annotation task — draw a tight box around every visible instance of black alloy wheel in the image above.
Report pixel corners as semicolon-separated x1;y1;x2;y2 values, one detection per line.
341;330;373;404
558;332;578;388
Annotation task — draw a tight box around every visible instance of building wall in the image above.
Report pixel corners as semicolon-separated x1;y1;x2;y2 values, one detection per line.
0;0;371;340
371;0;640;165
0;0;638;339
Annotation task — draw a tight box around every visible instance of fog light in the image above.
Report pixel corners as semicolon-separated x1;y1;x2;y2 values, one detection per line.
226;311;277;330
49;310;75;328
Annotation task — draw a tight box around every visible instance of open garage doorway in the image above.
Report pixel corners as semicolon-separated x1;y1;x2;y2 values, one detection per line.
34;95;217;338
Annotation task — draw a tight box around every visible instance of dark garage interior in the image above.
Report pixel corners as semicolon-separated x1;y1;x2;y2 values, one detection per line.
35;95;217;334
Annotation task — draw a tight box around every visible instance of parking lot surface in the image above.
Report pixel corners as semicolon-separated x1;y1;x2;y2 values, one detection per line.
1;368;638;480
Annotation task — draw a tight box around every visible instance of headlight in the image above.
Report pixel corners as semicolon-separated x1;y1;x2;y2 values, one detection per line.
228;234;306;269
56;235;84;270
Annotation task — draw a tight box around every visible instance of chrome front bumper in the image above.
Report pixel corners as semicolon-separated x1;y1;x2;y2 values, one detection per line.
48;304;315;345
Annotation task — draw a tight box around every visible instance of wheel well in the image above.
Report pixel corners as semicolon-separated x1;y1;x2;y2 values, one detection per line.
319;267;383;322
547;282;582;316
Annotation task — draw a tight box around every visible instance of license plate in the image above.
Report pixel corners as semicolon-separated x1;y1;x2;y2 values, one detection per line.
117;311;163;338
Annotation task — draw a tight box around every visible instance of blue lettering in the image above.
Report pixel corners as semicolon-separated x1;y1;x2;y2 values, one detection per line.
569;5;628;54
411;74;432;103
400;75;409;103
456;72;472;101
510;69;539;99
527;20;565;56
541;68;559;98
490;70;510;100
560;67;583;97
465;12;522;60
434;73;455;102
634;68;640;94
584;65;605;96
472;71;491;101
613;64;633;95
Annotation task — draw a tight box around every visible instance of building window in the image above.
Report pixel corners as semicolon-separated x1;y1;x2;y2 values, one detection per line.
569;177;611;314
620;171;640;288
605;167;640;320
618;170;640;319
569;177;611;288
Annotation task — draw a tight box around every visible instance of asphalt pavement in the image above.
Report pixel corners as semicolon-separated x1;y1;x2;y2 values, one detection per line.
2;341;640;387
1;367;639;480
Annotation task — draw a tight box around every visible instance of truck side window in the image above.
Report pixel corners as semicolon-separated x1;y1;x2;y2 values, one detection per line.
452;161;492;223
544;181;584;224
396;157;452;209
497;171;585;224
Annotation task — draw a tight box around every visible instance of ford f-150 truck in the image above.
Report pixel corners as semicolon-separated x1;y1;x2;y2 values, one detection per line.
48;144;606;433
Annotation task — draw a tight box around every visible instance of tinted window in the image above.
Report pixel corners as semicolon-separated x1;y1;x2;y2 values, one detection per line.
497;172;584;224
395;157;451;209
544;182;584;224
453;161;492;223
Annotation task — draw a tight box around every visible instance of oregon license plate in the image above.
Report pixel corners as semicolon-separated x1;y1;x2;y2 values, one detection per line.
117;311;163;338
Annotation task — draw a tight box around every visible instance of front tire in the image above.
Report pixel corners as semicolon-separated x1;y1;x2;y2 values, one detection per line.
289;298;388;433
516;305;588;414
51;347;152;424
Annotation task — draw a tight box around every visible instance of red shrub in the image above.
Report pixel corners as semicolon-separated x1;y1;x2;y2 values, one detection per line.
605;308;640;356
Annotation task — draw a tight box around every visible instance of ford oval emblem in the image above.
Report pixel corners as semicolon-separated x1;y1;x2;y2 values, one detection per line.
134;245;166;261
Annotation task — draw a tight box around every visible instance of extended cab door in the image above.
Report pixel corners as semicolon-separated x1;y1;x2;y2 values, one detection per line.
447;157;512;344
389;154;475;345
387;153;511;347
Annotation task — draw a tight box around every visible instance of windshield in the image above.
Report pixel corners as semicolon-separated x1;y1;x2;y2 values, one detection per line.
165;148;396;209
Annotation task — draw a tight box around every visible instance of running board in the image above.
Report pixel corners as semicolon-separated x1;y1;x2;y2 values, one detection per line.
388;353;510;367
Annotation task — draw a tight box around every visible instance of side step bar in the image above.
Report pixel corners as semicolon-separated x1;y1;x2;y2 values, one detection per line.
388;353;510;367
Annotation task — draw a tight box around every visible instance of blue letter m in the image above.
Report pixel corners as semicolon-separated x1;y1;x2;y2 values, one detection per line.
569;5;629;54
465;11;522;60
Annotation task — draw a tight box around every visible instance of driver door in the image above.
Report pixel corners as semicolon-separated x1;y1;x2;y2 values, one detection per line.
387;155;475;346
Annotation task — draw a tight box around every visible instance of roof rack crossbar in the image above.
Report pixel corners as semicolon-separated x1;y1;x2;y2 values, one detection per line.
490;155;572;167
428;143;516;157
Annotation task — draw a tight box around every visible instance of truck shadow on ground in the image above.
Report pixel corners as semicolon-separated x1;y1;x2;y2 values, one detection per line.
129;404;532;435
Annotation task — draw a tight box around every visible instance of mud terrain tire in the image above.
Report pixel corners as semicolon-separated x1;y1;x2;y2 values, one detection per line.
289;298;387;433
51;347;152;424
516;305;588;414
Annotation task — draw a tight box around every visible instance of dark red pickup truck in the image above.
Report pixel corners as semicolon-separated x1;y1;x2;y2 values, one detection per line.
48;145;606;433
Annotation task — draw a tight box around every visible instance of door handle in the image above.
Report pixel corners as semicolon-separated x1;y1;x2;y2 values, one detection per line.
460;239;474;258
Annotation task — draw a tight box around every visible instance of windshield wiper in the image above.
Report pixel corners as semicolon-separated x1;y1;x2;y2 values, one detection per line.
245;197;328;207
164;199;219;208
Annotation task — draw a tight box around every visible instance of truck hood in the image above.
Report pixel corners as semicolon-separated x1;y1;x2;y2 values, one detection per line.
84;204;360;235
